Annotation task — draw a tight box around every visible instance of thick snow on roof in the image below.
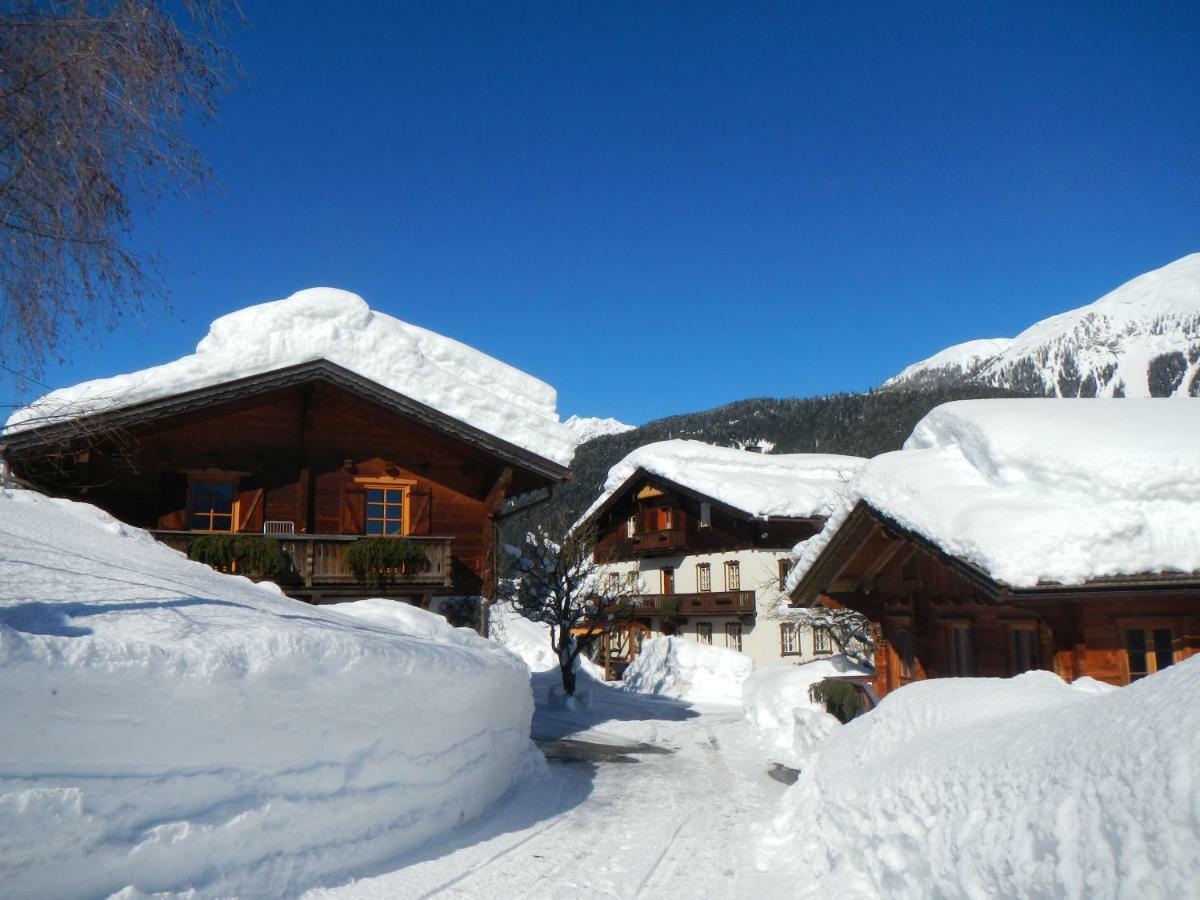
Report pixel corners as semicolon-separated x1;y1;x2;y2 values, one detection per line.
5;287;575;467
0;488;533;896
581;439;865;525
763;664;1200;897
792;399;1200;589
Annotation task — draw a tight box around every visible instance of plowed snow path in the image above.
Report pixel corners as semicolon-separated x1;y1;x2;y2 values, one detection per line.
305;680;790;899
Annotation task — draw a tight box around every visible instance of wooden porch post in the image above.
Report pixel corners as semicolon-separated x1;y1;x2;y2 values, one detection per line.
479;466;514;636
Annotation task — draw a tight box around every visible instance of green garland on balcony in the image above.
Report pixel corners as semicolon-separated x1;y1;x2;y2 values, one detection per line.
187;534;287;578
346;537;429;585
659;595;681;620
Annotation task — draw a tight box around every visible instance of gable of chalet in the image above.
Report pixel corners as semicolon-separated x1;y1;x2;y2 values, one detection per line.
1;358;570;484
791;500;1200;609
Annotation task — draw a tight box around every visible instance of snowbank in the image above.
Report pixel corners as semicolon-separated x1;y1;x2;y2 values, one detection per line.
0;489;534;898
579;439;864;527
742;657;870;767
622;636;753;705
792;399;1200;588
762;662;1200;898
5;287;575;466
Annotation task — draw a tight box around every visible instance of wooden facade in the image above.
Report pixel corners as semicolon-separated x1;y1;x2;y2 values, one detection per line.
3;360;567;606
791;502;1200;696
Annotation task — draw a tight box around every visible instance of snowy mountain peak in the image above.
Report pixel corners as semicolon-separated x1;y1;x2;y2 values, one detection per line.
562;415;635;445
885;253;1200;398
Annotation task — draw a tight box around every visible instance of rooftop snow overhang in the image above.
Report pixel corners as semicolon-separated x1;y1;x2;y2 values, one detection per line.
0;358;571;483
789;500;1200;608
575;466;825;535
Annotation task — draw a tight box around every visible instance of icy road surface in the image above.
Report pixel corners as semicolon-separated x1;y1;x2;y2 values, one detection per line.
304;672;790;899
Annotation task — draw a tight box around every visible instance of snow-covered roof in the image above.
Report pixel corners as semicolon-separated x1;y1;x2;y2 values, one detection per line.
791;399;1200;590
579;439;865;527
5;288;576;468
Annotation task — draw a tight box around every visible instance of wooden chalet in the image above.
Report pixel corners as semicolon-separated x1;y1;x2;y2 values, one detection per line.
581;467;827;675
790;501;1200;696
2;359;568;607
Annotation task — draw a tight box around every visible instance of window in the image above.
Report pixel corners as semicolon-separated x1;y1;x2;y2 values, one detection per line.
661;567;675;594
1125;627;1175;681
626;515;636;538
725;622;743;652
365;485;407;535
780;623;799;655
189;478;237;532
893;626;915;679
812;625;832;655
696;563;712;592
606;572;621;595
625;570;640;592
1008;623;1040;674
697;623;713;645
778;558;793;589
699;501;711;528
725;560;741;591
946;622;974;676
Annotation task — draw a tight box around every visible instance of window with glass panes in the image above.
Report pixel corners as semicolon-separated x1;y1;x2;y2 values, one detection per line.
946;622;974;676
365;485;407;535
780;623;799;655
724;560;741;591
1009;623;1040;674
812;625;832;655
189;478;237;532
697;622;713;645
725;622;743;652
696;563;712;592
1125;626;1175;681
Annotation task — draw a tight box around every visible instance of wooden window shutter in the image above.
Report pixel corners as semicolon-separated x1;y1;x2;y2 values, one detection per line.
340;485;366;535
239;485;265;533
409;488;432;535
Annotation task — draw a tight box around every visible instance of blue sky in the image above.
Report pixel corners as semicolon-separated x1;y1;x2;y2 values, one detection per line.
25;1;1200;424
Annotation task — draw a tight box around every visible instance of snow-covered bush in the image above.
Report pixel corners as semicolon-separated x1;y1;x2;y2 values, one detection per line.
0;490;535;898
760;663;1200;898
622;636;753;705
742;656;869;767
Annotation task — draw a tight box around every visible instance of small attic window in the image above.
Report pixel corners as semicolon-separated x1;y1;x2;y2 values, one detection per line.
699;502;711;528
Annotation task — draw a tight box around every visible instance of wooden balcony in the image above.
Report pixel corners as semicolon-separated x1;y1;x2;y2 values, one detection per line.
151;531;455;589
627;528;688;556
631;590;756;617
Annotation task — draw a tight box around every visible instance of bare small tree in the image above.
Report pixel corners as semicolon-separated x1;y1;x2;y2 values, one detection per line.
791;604;874;670
498;521;639;697
0;0;241;381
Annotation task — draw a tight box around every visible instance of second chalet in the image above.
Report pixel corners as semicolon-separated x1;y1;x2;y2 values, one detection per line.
1;288;574;613
575;440;864;675
789;399;1200;696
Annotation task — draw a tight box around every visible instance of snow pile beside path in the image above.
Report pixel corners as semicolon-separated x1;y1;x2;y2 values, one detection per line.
762;663;1200;898
742;657;870;767
580;439;864;526
6;287;575;466
792;399;1200;588
622;636;753;705
0;490;534;899
332;597;473;642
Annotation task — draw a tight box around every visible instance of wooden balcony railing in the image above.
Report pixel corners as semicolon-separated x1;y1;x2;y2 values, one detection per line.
151;531;454;588
630;590;756;617
628;528;688;555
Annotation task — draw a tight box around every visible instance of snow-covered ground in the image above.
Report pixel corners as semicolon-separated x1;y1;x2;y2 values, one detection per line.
304;670;792;900
6;287;576;467
0;490;535;898
622;635;753;705
760;660;1200;898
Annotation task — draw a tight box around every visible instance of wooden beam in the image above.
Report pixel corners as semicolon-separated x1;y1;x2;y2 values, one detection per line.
854;534;909;592
484;466;515;516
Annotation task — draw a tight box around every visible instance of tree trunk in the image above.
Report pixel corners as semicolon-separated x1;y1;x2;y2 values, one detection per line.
560;660;577;696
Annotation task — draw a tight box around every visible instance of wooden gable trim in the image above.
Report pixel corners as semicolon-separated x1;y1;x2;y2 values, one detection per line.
2;359;569;484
